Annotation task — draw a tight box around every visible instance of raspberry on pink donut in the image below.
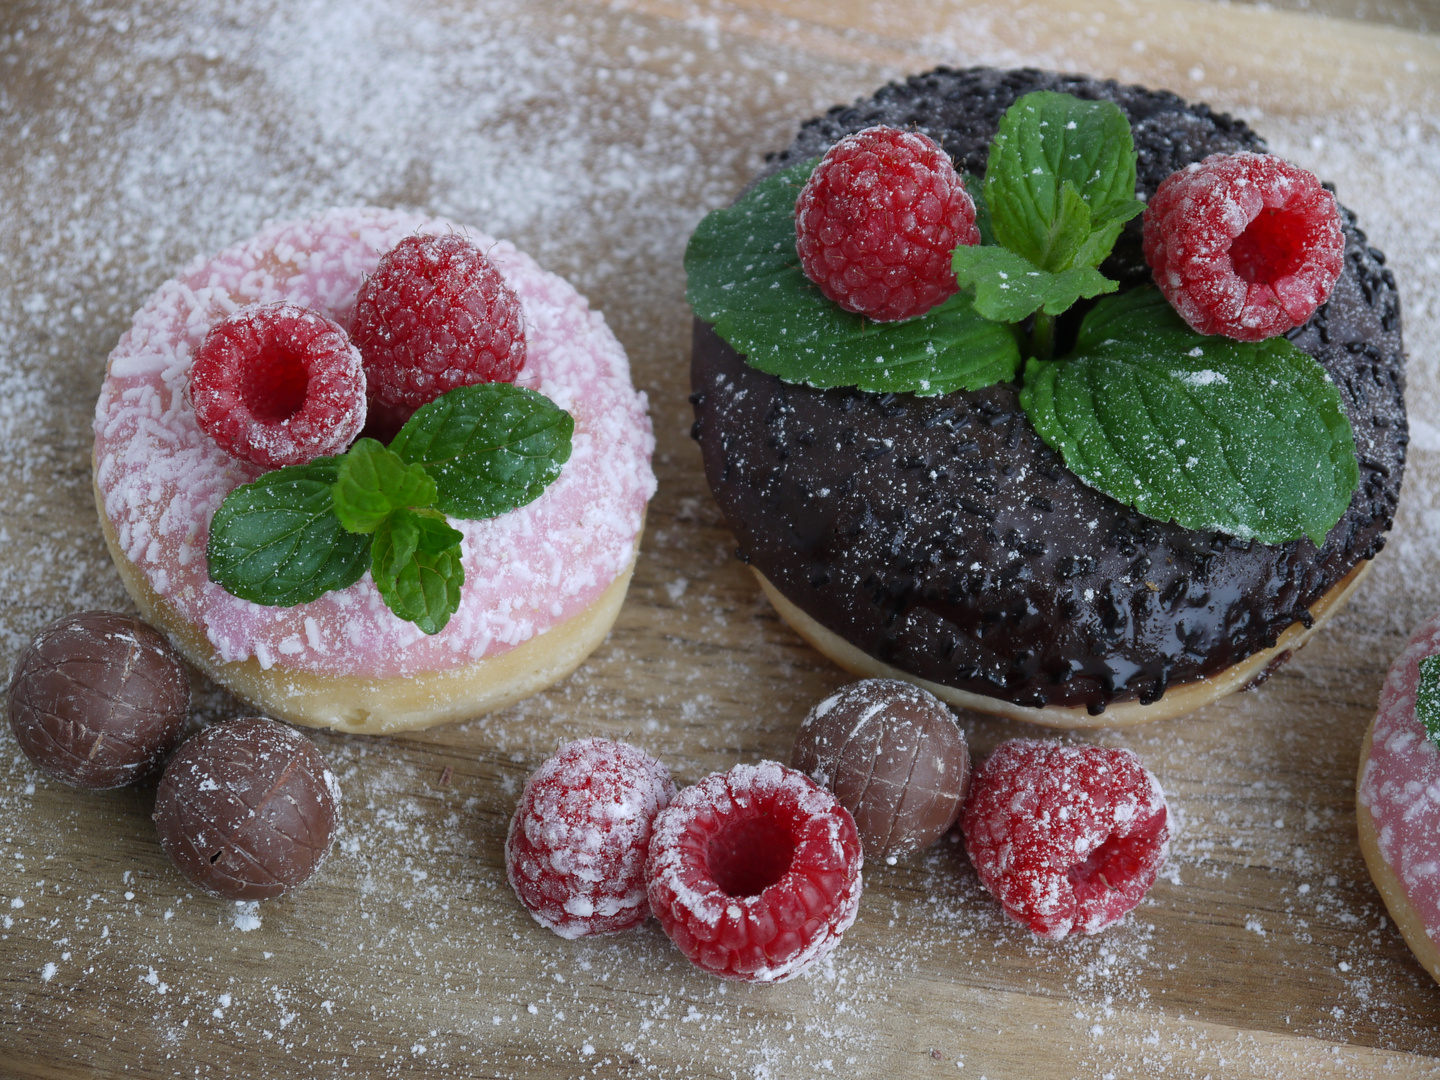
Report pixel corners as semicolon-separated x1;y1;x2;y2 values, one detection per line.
189;302;366;468
1143;151;1344;341
962;740;1169;938
351;233;526;438
646;762;863;983
505;739;676;939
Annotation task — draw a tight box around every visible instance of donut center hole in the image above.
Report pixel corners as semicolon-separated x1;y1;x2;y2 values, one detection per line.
707;815;795;898
242;345;310;422
1230;206;1308;285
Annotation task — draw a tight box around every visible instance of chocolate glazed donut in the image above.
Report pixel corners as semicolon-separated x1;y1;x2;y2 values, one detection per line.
690;67;1407;725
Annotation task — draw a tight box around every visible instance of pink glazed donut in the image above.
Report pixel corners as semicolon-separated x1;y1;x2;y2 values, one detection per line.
1357;612;1440;984
93;207;655;734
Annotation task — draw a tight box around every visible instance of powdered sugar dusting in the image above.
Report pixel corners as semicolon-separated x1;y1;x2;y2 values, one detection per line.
95;207;656;677
3;0;1440;1075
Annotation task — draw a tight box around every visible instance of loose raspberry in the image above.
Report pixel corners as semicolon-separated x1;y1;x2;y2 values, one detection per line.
646;761;862;983
505;739;676;940
795;126;979;323
189;302;366;468
1143;152;1344;341
962;740;1169;939
351;234;526;438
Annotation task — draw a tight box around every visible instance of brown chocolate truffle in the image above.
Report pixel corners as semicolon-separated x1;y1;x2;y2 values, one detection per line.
791;679;969;862
154;717;339;901
7;610;190;789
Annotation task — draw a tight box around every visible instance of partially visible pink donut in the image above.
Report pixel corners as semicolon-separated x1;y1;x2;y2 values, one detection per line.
1357;612;1440;983
93;207;655;734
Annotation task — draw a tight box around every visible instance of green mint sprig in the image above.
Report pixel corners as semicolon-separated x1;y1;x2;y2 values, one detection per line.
206;383;573;635
1417;655;1440;746
954;91;1145;356
683;90;1360;547
1020;288;1358;546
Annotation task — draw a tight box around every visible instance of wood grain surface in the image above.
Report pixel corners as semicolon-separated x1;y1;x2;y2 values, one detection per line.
2;1;1439;1077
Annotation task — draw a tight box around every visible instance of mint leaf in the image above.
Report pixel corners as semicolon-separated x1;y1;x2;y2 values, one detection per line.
371;509;464;635
1418;655;1440;745
952;245;1117;323
985;91;1144;274
963;173;997;248
389;383;573;520
1020;288;1359;545
207;457;371;606
333;438;437;533
685;159;1022;396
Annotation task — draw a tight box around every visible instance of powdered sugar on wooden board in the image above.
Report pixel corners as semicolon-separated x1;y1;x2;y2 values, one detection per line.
3;0;1440;1077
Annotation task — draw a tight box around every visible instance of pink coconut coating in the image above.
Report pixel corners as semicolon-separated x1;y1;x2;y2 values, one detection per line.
94;207;655;679
1358;613;1440;940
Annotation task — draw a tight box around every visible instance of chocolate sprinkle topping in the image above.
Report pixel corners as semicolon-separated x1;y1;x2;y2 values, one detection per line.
690;67;1407;714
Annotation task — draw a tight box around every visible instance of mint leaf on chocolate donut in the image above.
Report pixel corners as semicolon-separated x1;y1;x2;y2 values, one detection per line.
371;508;465;635
1020;287;1359;546
206;456;372;606
333;437;437;533
685;160;1022;396
951;245;1116;324
389;382;574;519
984;91;1145;276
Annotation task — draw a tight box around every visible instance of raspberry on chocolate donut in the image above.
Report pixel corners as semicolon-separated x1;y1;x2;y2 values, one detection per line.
688;67;1405;728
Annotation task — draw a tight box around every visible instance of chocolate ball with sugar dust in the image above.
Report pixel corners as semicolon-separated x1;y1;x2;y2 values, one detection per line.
790;679;970;862
154;717;340;901
8;610;190;789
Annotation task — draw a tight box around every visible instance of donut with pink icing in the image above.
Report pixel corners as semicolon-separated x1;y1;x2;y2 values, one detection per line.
1357;613;1440;983
93;207;655;734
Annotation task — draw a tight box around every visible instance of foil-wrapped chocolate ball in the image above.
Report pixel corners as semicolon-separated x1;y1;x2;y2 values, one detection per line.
791;679;970;862
7;611;190;789
154;717;339;901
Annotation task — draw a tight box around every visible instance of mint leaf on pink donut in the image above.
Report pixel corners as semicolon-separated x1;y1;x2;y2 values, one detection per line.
1417;656;1440;746
389;383;575;519
371;509;465;636
333;438;438;533
206;457;372;606
205;382;572;634
1019;287;1358;546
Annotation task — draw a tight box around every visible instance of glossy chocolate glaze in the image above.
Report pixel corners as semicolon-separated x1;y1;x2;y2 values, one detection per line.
690;67;1407;714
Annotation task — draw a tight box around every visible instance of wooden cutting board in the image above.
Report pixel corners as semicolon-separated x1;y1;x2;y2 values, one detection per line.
3;1;1439;1076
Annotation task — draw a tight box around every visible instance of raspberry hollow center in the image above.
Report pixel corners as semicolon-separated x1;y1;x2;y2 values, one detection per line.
706;815;795;897
1229;207;1308;285
1066;812;1168;909
241;345;311;422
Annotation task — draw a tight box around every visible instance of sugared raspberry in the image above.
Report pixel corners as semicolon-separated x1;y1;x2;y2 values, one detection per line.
795;126;979;323
189;302;366;468
351;234;526;438
962;740;1169;939
1143;152;1344;341
505;739;676;940
646;762;862;983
